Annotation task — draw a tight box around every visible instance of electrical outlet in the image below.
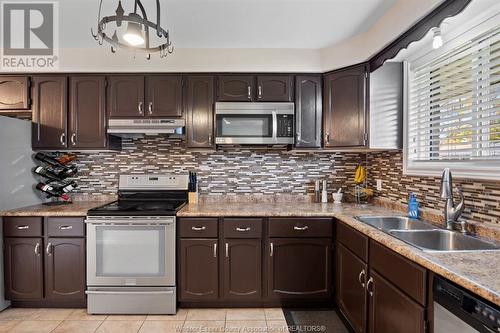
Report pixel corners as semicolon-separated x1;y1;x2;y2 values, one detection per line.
376;179;382;191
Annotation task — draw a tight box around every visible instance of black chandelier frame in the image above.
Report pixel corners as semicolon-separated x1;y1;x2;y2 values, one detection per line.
91;0;174;59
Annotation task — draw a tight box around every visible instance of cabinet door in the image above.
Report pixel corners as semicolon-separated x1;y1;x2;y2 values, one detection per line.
32;76;68;149
295;75;322;148
256;75;293;102
223;239;262;300
179;239;219;301
323;64;367;147
368;270;425;333
107;76;144;118
68;76;106;149
146;76;183;117
268;238;330;299
45;238;85;301
0;76;29;109
217;75;254;101
4;238;43;300
336;243;367;333
185;76;215;148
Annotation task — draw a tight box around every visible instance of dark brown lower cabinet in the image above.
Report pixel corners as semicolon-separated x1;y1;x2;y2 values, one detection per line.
45;238;85;300
268;238;331;299
223;239;261;300
368;270;425;333
179;239;219;301
336;243;367;333
4;237;43;300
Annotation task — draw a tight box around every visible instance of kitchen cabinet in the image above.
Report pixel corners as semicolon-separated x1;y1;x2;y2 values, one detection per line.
256;75;293;102
4;237;43;300
295;75;322;148
217;75;293;102
323;64;368;148
184;76;215;148
107;76;145;118
146;76;183;117
267;237;331;299
179;239;219;301
32;76;68;149
45;238;85;301
217;75;254;101
69;76;107;148
0;76;30;110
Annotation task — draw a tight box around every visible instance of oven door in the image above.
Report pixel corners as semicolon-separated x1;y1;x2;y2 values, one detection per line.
86;217;175;286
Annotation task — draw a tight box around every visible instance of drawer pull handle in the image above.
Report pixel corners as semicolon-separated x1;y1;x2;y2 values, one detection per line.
16;225;29;230
191;226;206;231
270;242;274;257
236;227;251;232
34;243;40;255
294;225;309;231
358;269;366;288
59;225;73;230
366;277;374;297
46;242;52;256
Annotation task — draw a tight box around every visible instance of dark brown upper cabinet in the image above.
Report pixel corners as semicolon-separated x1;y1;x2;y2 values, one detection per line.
323;64;368;148
69;76;107;149
256;75;293;102
0;76;30;110
267;238;331;299
185;76;215;148
32;76;68;149
217;75;254;101
146;76;183;117
179;239;219;301
4;237;44;300
45;238;86;301
107;76;145;118
295;75;322;148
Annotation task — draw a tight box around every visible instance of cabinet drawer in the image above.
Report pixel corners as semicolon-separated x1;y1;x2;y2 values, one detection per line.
179;218;218;238
337;221;368;262
4;217;42;237
269;218;332;238
370;240;427;305
47;217;85;237
223;218;262;238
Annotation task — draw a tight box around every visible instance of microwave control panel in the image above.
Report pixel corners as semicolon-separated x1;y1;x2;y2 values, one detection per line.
277;114;294;137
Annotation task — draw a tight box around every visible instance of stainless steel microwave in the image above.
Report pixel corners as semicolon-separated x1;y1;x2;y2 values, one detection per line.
215;102;294;145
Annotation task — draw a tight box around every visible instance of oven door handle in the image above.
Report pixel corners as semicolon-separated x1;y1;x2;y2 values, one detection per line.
85;290;174;295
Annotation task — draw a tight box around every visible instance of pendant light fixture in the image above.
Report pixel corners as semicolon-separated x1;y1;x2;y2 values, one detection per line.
91;0;174;59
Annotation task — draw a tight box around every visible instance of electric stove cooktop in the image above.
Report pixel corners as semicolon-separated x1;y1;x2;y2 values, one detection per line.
87;200;187;216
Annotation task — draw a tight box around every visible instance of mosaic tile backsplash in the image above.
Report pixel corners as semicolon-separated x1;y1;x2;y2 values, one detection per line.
71;136;365;197
368;151;500;225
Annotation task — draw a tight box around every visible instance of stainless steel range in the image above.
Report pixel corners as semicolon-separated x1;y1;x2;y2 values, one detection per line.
85;174;188;314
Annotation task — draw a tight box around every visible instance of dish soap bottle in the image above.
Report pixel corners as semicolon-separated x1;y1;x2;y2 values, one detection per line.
408;193;419;219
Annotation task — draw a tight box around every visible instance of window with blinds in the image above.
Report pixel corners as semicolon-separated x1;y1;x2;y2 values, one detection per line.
408;25;500;163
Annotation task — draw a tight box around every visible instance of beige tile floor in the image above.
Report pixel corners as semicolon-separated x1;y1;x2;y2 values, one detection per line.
0;308;289;333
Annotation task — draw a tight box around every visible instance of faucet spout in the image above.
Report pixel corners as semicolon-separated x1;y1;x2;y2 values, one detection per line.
440;168;465;230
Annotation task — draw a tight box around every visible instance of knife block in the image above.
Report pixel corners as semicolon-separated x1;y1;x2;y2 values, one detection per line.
188;191;199;204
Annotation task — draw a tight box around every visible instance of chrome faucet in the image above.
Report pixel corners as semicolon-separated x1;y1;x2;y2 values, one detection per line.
440;168;465;231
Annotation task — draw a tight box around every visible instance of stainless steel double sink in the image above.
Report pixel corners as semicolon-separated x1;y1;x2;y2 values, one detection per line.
354;216;500;252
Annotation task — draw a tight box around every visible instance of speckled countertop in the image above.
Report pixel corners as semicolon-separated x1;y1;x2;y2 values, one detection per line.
0;201;113;217
178;202;500;306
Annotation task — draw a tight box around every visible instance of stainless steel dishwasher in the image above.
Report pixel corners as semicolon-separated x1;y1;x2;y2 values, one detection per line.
434;276;500;333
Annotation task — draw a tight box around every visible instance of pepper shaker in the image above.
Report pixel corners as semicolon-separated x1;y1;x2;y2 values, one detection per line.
321;180;328;203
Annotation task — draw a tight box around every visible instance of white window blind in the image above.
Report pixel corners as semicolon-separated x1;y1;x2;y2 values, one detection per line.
408;25;500;162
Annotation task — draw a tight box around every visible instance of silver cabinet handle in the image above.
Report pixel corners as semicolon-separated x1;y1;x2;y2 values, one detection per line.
34;243;40;255
17;225;29;230
225;243;229;258
358;269;366;288
60;133;66;146
236;227;250;232
191;226;206;231
59;225;73;230
148;102;153;115
258;85;262;99
247;86;251;99
208;134;212;145
366;277;374;297
213;243;217;258
325;133;330;143
294;225;309;231
70;133;76;146
46;242;52;256
297;133;301;143
138;102;143;115
270;242;274;257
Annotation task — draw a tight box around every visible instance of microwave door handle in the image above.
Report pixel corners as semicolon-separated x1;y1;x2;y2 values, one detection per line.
272;111;278;143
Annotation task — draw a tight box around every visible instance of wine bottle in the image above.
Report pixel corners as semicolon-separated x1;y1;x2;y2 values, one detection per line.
34;152;63;167
55;153;77;165
36;183;70;200
33;165;78;181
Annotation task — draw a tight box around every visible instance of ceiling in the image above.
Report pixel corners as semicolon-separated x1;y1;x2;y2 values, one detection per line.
62;0;397;49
